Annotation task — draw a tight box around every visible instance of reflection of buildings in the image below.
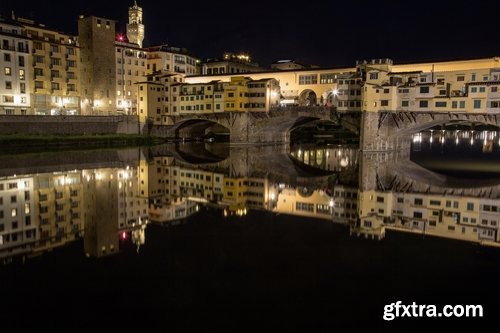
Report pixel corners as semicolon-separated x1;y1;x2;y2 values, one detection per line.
149;198;198;224
0;172;84;261
1;164;148;262
83;167;148;258
0;175;37;259
357;190;500;245
36;172;84;252
274;188;333;220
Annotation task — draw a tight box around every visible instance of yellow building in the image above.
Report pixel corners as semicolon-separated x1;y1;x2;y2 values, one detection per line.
15;17;81;115
137;73;184;124
360;58;500;113
188;57;500;113
140;74;279;125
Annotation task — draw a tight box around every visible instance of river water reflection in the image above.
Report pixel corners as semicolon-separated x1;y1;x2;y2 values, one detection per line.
1;135;500;329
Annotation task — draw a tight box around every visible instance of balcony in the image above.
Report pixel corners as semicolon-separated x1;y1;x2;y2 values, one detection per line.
33;48;45;55
0;44;15;51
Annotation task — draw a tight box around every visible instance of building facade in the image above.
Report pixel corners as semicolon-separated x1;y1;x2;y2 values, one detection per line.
137;74;280;125
78;15;117;115
146;45;199;76
0;19;31;115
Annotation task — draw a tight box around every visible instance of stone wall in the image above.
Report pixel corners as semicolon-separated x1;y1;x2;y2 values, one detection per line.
0;116;139;135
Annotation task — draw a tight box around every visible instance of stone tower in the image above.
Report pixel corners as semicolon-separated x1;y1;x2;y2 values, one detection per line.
126;1;145;47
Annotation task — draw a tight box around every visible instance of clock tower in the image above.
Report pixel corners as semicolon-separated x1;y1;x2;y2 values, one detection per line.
126;1;144;47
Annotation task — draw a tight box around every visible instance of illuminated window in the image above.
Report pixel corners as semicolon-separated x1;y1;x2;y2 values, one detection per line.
11;208;17;217
298;74;318;85
4;67;11;75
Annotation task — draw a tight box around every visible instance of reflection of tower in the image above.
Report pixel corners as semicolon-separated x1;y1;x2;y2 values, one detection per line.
127;1;145;48
83;169;119;257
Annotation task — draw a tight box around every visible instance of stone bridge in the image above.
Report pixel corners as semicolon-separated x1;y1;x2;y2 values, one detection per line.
149;107;361;144
361;111;500;151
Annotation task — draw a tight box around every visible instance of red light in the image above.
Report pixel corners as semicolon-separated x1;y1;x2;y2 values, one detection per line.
117;34;125;42
121;231;127;240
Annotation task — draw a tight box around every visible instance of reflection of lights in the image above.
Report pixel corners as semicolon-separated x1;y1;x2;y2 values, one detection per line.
95;173;102;180
119;181;123;189
270;192;276;201
412;133;422;143
471;138;474;145
329;199;334;208
298;149;302;157
456;137;459;145
340;157;349;167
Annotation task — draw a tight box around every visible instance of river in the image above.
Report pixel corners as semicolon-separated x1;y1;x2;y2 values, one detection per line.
0;133;499;330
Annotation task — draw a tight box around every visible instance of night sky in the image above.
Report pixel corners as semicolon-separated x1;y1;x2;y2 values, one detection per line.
1;0;499;68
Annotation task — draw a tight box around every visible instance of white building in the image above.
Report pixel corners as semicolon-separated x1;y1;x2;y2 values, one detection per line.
0;19;32;115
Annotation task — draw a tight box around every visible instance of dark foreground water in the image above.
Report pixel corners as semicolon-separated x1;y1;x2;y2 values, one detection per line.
1;135;499;330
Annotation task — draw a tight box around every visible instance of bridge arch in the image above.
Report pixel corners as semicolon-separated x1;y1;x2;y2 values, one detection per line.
364;111;500;151
170;118;230;140
298;89;317;106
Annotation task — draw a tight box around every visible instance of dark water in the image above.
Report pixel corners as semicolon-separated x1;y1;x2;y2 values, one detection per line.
1;140;499;330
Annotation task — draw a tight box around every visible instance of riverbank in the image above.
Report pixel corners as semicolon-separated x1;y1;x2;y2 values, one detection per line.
0;134;162;154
